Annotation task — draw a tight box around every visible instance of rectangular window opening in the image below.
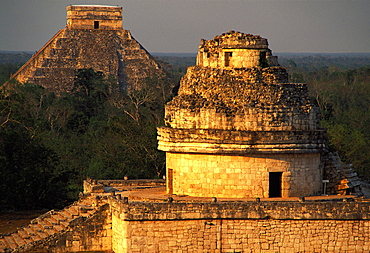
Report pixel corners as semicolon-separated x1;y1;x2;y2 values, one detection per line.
94;21;100;29
225;52;233;67
269;172;282;198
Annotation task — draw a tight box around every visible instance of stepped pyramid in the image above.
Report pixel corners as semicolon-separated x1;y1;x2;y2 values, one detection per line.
9;5;165;94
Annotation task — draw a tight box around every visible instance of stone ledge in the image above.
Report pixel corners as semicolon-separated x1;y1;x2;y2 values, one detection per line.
158;127;326;144
110;200;370;221
158;127;326;154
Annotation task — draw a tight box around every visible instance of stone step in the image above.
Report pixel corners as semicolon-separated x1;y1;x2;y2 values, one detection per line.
0;238;10;251
17;229;34;244
29;224;49;239
58;209;73;220
78;208;95;217
59;220;70;229
53;224;66;232
12;232;26;247
80;198;94;206
42;227;56;236
45;216;60;226
67;206;79;216
23;226;42;241
53;212;68;222
4;235;18;249
38;219;54;230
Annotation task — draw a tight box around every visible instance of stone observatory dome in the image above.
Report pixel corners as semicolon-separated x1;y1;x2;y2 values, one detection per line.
158;31;326;198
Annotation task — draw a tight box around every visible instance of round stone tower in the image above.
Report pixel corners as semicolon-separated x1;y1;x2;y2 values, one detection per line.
158;31;326;198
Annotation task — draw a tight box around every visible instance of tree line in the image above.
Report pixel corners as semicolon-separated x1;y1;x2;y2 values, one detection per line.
0;67;173;210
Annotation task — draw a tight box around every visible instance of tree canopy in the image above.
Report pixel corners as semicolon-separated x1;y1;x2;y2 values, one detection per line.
0;68;173;210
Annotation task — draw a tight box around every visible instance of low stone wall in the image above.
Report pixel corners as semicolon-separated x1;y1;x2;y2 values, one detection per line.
110;199;370;253
83;179;165;194
97;179;165;188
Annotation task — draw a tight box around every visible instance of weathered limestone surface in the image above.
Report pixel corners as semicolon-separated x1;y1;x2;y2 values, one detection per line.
158;31;326;198
9;5;165;93
110;197;370;253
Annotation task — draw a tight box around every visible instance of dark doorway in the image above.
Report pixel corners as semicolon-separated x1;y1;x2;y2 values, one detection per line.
259;51;268;67
94;21;100;29
269;172;282;197
167;168;173;194
225;52;232;67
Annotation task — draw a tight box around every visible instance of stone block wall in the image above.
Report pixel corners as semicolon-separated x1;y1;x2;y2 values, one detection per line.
198;49;269;68
113;219;370;253
165;152;322;198
110;199;370;253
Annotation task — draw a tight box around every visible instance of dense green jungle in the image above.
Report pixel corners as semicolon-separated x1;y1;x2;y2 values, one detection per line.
0;52;370;211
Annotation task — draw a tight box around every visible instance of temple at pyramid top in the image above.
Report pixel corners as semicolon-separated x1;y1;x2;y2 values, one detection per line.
66;5;123;30
8;5;165;94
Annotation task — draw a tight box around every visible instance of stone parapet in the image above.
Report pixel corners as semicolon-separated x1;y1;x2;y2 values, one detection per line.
110;197;370;252
110;198;370;221
97;179;165;188
84;179;105;193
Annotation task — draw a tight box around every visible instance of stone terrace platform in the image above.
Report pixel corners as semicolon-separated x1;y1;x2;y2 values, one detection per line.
85;179;362;203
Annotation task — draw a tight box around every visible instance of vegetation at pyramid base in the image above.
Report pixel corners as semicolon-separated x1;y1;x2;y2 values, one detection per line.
0;68;173;210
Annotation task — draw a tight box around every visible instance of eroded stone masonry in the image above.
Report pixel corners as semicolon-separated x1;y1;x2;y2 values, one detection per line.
158;31;326;198
8;5;166;93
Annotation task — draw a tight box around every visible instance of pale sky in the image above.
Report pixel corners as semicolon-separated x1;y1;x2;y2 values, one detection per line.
0;0;369;54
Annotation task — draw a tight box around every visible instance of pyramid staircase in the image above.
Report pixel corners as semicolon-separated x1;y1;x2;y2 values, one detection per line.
0;194;108;252
8;28;166;94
